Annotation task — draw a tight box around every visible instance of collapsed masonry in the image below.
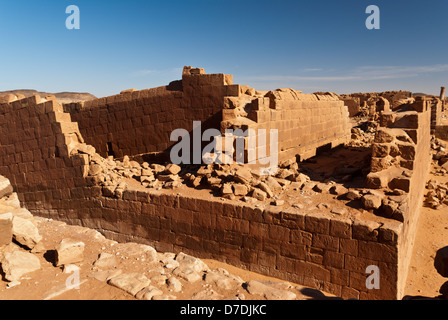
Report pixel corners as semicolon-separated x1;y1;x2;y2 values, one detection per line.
0;67;434;299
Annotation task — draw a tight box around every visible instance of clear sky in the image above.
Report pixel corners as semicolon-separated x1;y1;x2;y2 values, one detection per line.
0;0;447;98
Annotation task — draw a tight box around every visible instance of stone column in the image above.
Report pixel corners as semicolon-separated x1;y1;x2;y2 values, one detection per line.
441;87;446;111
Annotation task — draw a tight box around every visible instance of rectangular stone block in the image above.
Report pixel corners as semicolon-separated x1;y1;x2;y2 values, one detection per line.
329;216;352;239
0;212;13;246
305;211;330;234
312;234;339;252
0;176;13;199
339;238;358;256
323;250;344;268
358;241;397;264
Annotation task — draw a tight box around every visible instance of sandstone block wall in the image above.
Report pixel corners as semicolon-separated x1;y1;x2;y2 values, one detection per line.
24;184;400;300
0;96;89;195
0;93;404;299
221;89;351;163
64;67;235;159
429;97;442;132
1;70;433;299
65;68;351;166
366;97;431;297
435;126;448;140
341;98;361;117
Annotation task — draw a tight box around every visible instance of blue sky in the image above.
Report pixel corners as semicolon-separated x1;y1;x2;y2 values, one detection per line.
0;0;447;97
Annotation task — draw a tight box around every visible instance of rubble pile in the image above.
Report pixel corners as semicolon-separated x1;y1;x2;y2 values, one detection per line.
346;121;377;148
80;145;318;205
425;179;448;209
430;137;448;176
0;175;44;286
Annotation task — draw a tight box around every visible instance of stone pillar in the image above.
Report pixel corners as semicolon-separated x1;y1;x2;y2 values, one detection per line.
440;87;446;112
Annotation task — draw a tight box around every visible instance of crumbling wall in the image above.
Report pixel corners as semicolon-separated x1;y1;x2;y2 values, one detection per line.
428;97;442;133
365;96;431;297
340;91;413;118
65;68;352;166
0;93;404;299
0;95;91;195
341;97;361;117
25;183;401;300
64;67;235;159
222;89;351;163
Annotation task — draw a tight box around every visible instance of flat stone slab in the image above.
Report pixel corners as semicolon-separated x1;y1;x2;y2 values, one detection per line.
12;216;42;250
55;238;85;267
245;280;297;300
108;273;151;296
1;251;41;282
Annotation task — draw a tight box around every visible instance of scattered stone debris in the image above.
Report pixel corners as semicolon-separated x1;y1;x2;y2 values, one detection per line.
425;179;448;209
0;175;337;300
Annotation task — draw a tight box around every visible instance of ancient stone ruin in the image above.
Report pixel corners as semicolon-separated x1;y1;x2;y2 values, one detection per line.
0;66;446;300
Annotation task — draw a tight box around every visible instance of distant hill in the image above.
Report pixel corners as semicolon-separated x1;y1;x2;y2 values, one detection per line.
0;89;97;104
412;92;435;97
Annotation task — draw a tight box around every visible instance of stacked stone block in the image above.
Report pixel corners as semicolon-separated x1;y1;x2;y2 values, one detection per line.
65;67;236;159
0;71;430;300
365;96;431;297
222;88;351;164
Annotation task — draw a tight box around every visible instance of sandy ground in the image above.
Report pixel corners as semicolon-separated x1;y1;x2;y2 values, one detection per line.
403;173;448;299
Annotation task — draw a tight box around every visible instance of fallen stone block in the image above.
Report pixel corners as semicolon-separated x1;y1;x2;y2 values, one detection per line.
266;176;282;192
346;189;361;200
165;164;181;175
175;252;209;273
252;188;267;201
94;252;118;269
221;183;233;195
1;251;41;281
11;208;34;220
166;276;183;292
115;243;158;263
0;193;21;208
361;194;382;210
172;267;202;283
233;184;248;196
136;285;164;300
234;167;253;184
12;216;42;250
150;164;165;174
108;273;151;296
204;269;244;290
55;238;85;266
76;143;96;156
330;185;348;196
90;269;123;282
191;289;224;300
257;182;273;198
245;280;296;300
0;212;13;246
0;176;13;199
313;183;331;193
